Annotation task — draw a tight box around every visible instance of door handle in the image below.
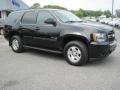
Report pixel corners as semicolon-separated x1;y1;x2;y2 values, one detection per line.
19;26;23;28
35;27;40;30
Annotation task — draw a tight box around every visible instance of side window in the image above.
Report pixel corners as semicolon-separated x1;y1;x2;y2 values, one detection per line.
21;11;36;24
7;12;23;25
37;11;55;25
0;11;1;18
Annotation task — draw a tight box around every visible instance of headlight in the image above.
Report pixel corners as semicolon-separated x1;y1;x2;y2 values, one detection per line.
92;33;107;42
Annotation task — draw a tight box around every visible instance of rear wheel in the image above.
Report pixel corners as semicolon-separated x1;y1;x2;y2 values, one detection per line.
10;35;24;53
64;41;88;66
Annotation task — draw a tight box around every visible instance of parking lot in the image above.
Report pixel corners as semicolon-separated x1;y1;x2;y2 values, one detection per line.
0;28;120;90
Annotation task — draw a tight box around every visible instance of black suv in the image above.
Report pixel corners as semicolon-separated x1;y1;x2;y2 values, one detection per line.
4;9;117;66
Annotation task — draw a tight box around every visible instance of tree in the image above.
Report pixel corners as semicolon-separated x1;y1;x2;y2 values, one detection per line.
71;9;103;18
94;10;103;17
71;9;84;17
30;4;112;18
30;3;41;9
104;10;112;18
43;5;67;10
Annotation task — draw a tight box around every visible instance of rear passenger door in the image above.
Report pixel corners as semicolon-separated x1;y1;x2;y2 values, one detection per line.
20;11;37;46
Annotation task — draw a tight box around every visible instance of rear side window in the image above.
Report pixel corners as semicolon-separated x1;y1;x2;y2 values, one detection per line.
21;11;36;24
7;11;23;25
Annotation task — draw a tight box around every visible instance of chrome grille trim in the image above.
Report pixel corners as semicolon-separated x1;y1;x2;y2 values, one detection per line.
108;31;115;42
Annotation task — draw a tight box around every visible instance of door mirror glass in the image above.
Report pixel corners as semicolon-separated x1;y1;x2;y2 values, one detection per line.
44;18;56;26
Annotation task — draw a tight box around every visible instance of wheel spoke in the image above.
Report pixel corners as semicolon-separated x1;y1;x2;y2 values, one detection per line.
67;46;82;63
12;39;19;50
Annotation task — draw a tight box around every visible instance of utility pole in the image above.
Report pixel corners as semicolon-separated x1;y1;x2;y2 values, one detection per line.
112;0;114;19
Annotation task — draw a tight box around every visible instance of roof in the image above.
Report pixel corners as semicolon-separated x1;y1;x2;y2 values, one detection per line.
14;8;67;12
0;0;29;11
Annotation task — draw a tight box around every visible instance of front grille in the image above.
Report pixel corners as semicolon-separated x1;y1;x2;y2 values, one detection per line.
108;31;115;42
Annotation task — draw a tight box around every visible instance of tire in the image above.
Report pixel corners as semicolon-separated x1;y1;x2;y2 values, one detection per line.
64;41;88;66
10;35;24;53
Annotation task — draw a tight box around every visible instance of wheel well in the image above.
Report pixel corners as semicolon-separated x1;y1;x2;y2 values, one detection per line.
62;36;89;49
9;32;21;46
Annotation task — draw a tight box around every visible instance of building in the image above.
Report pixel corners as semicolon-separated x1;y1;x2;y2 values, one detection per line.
0;0;29;29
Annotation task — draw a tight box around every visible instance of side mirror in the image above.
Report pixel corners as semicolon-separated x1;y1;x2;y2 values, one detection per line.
44;18;56;26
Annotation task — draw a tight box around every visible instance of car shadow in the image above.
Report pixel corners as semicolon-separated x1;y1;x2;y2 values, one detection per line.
0;80;20;90
24;48;64;61
85;55;115;67
23;48;115;67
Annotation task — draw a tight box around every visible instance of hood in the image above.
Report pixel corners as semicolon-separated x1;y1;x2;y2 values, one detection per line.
69;22;113;33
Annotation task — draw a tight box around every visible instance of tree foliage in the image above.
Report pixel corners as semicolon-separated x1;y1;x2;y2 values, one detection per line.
30;3;41;9
103;10;112;18
30;3;112;18
43;5;67;10
71;9;104;17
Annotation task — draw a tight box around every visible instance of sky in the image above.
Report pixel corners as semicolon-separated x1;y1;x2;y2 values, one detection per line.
23;0;120;11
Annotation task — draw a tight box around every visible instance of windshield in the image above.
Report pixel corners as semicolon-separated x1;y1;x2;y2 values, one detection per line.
54;10;82;23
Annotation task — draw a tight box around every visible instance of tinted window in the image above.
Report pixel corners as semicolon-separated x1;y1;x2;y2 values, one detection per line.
7;11;23;25
22;11;36;24
0;11;1;18
37;11;54;25
6;11;11;16
54;10;82;23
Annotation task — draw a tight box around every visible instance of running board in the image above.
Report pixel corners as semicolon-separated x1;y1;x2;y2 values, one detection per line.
23;45;62;54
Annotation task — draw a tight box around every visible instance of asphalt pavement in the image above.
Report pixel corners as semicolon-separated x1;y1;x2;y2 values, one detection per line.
0;28;120;90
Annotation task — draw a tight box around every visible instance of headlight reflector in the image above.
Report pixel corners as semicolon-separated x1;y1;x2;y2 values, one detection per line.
92;33;107;42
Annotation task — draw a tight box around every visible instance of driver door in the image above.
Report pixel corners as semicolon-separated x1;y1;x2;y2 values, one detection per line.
32;11;61;50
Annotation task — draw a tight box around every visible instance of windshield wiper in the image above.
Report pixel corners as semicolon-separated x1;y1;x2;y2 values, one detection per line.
65;21;83;23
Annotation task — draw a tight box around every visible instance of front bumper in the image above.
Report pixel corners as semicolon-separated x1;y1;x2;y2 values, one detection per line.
89;40;117;59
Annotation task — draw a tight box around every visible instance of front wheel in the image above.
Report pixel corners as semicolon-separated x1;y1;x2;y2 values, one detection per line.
64;41;88;66
10;35;24;53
